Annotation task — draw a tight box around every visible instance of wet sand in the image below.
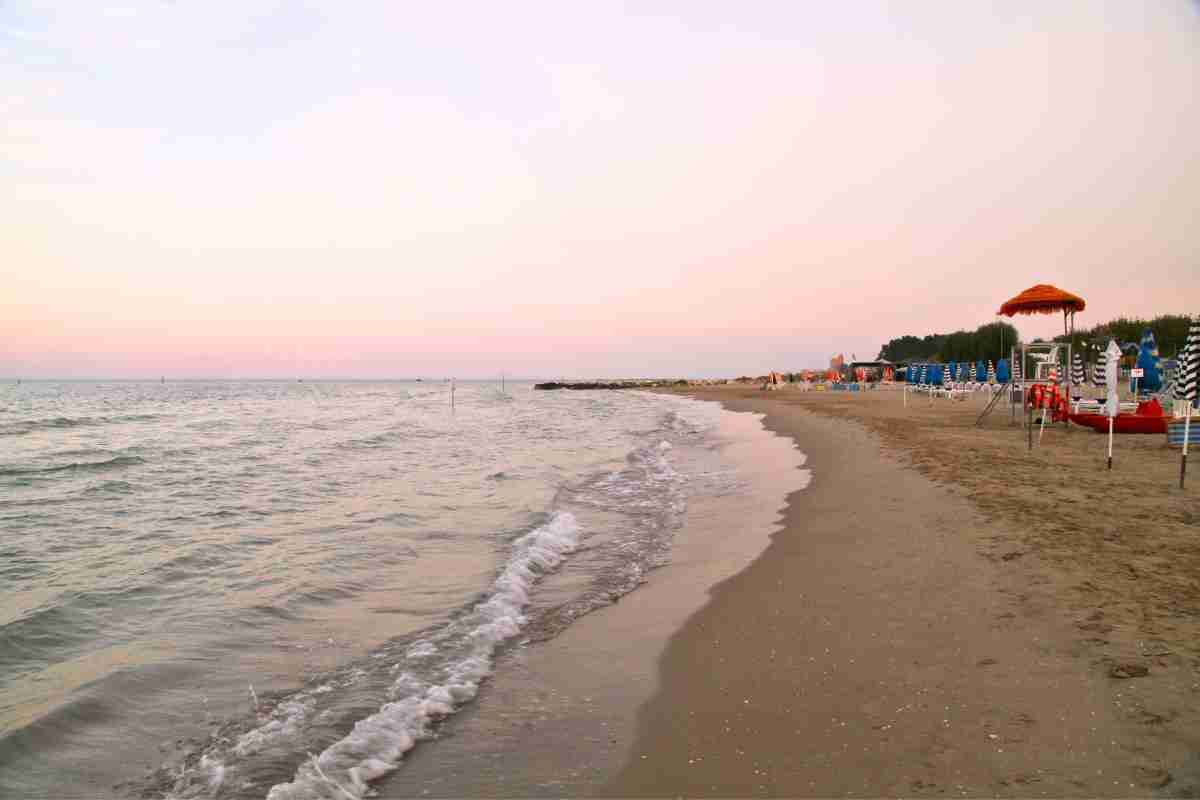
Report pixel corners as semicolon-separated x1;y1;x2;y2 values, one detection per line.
607;386;1200;797
378;400;809;797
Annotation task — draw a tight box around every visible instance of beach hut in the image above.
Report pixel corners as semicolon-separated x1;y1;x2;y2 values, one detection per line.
1134;329;1162;393
997;284;1086;336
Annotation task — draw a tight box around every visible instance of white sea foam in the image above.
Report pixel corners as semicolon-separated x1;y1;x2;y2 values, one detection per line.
262;511;581;800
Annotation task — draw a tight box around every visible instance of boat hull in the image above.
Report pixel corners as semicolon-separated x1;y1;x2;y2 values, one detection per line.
1068;412;1167;435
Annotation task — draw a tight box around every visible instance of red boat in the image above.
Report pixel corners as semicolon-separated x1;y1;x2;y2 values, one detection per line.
1068;398;1168;435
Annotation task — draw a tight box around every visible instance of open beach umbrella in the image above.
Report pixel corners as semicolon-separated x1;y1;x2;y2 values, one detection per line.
1071;351;1086;387
1134;328;1162;393
997;284;1086;336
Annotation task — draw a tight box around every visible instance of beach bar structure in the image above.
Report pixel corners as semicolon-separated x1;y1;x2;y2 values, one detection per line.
847;360;896;382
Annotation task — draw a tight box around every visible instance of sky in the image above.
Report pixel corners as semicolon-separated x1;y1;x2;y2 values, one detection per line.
3;1;1199;379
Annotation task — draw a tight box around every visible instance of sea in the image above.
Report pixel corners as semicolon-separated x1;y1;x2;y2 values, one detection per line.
0;380;809;799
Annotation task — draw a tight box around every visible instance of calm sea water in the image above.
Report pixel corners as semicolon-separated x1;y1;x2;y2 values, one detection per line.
0;380;757;799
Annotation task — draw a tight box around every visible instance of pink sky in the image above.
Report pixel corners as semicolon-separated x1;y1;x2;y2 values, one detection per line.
4;2;1199;378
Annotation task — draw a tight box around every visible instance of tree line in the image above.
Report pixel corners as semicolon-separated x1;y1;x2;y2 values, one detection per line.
876;321;1019;363
877;314;1192;364
1051;314;1191;357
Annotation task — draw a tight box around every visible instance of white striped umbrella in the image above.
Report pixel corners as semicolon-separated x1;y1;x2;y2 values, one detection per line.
1013;356;1022;384
987;360;997;385
1071;351;1085;386
1093;356;1105;387
920;364;928;385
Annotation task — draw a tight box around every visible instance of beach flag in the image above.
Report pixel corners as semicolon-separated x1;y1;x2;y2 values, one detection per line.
1071;352;1086;387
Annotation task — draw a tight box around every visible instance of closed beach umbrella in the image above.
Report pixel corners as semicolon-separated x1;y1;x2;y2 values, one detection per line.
1104;339;1122;470
1104;340;1121;418
1013;357;1022;384
920;364;927;385
976;360;986;384
1135;328;1162;393
1071;352;1085;387
1093;355;1105;387
987;360;997;385
997;358;1010;384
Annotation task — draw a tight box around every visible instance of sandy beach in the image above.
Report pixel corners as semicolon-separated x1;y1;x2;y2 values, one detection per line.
605;385;1200;797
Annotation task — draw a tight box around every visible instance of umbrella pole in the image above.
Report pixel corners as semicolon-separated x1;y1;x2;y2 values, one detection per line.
1028;402;1033;451
1183;404;1192;489
1108;417;1113;471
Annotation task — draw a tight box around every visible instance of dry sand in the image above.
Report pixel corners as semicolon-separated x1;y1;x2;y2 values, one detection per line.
606;385;1200;797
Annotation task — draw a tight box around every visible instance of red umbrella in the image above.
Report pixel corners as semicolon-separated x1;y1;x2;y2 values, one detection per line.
997;284;1085;335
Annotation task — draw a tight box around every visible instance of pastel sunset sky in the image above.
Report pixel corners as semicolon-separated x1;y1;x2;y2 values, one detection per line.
4;2;1199;378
